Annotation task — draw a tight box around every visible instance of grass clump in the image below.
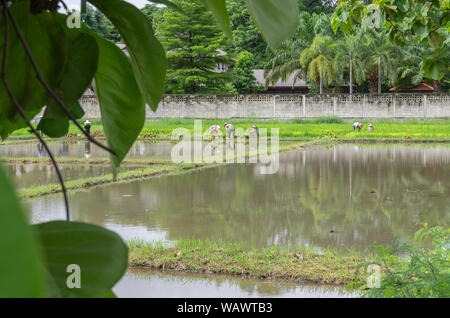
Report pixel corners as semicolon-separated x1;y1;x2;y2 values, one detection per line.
312;116;345;124
127;239;374;285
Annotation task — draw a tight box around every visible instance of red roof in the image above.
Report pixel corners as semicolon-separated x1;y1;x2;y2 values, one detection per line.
389;81;434;92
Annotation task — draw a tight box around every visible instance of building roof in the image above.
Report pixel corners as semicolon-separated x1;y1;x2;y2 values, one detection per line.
389;81;434;92
253;69;307;88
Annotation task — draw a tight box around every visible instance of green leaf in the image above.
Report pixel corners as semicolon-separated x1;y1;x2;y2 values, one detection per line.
93;35;145;174
103;290;118;298
423;57;446;80
0;164;44;297
397;0;410;12
245;0;299;50
37;118;69;138
88;0;167;111
37;14;98;138
201;0;233;40
32;221;128;298
331;11;340;34
413;23;429;42
428;31;442;48
0;1;64;139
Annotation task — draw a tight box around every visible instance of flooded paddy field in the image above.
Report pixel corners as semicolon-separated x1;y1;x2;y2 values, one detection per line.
0;140;176;160
25;144;450;250
3;163;139;189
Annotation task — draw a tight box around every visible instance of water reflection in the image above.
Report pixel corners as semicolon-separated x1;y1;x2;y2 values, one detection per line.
27;144;450;250
0;140;177;159
114;268;354;298
5;163;137;189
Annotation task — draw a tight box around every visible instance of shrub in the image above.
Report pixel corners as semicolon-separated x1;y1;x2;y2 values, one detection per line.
355;225;450;298
313;116;344;124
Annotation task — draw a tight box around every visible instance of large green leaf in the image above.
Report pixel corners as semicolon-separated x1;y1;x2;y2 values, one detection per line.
37;14;98;138
32;221;128;298
245;0;299;50
201;0;233;40
88;0;167;111
93;35;145;174
0;1;64;139
423;57;446;80
0;165;44;297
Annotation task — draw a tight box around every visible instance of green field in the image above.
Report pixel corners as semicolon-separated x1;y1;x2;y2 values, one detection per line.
8;117;450;140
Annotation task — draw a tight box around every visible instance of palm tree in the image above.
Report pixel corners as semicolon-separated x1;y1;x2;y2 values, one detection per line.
363;30;400;93
334;34;367;94
263;12;333;90
300;36;337;94
263;12;315;88
263;41;305;89
393;44;425;89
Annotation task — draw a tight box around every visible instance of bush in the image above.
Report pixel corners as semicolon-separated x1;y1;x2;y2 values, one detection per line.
355;225;450;298
312;116;344;124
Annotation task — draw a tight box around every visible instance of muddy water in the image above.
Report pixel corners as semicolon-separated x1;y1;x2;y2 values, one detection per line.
27;144;450;250
114;269;355;298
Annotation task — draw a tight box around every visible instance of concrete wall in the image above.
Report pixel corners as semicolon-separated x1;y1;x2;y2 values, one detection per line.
79;93;450;119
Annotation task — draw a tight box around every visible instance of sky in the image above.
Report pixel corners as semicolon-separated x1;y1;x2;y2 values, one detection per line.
64;0;150;10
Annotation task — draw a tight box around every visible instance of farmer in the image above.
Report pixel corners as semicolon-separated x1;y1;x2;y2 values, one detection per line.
84;120;91;137
368;123;374;131
250;125;259;138
352;122;363;131
209;125;221;136
224;123;235;138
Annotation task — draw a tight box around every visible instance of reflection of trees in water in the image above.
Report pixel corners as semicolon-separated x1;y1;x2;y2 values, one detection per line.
64;145;449;250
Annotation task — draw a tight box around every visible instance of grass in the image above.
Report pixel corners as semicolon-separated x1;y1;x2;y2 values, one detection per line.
18;164;185;198
127;239;376;285
7;118;450;140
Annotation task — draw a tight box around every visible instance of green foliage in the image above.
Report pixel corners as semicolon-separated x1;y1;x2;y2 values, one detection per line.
92;35;145;177
0;0;308;298
358;225;450;298
157;0;232;93
38;14;97;137
33;221;128;297
312;116;344;124
81;4;119;42
0;165;129;298
0;165;44;297
245;0;299;50
232;51;260;93
332;0;450;81
0;1;64;139
224;0;268;67
89;0;167;111
300;36;337;93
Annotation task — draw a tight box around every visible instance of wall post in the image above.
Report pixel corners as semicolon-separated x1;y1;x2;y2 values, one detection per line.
423;94;427;118
302;95;306;118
